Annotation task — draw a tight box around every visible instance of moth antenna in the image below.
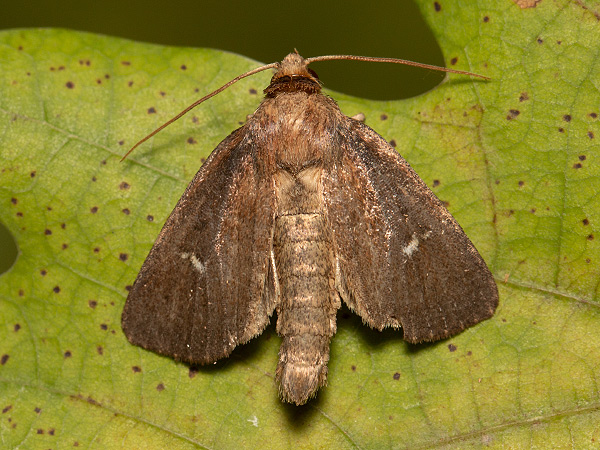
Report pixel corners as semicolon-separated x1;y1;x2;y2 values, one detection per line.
121;61;279;161
304;55;490;80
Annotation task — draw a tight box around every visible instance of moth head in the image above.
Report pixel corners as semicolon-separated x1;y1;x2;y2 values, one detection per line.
264;53;322;97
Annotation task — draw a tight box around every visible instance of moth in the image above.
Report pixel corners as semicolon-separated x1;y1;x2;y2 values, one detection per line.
121;52;498;405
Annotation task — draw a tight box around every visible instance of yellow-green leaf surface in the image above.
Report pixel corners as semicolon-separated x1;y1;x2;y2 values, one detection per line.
1;0;600;448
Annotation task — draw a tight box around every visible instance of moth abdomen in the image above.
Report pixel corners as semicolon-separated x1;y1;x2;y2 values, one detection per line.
273;213;339;405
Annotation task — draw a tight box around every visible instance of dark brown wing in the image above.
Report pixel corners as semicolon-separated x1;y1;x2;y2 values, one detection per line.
122;127;277;364
324;119;498;343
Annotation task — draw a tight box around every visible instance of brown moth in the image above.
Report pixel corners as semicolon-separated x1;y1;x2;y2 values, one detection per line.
121;52;498;405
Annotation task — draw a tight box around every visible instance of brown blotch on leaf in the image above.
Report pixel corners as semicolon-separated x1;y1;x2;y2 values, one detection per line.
88;299;97;308
61;223;66;229
44;229;52;235
249;88;257;95
1;355;9;365
530;208;536;214
518;181;525;187
389;139;397;148
132;366;141;373
18;289;24;297
10;197;17;205
62;243;68;250
579;155;587;161
97;346;104;355
122;208;130;215
90;206;98;213
125;285;132;291
483;16;489;22
49;428;55;435
589;112;598;119
188;367;199;378
147;107;156;114
34;407;41;413
583;218;589;226
519;92;529;102
432;179;440;187
448;343;457;352
507;109;520;120
14;324;21;332
393;372;401;380
434;1;441;11
156;383;165;391
118;140;124;146
53;286;60;293
121;61;131;66
450;57;458;65
128;80;134;87
563;114;571;122
187;137;197;144
119;253;129;261
64;350;72;358
30;171;36;177
66;81;75;89
37;429;44;434
93;247;100;253
558;127;564;133
119;181;130;190
100;323;108;330
92;176;97;182
573;163;582;169
588;131;594;139
588;234;595;241
537;38;543;44
380;114;388;121
2;405;12;413
511;0;542;8
146;215;154;222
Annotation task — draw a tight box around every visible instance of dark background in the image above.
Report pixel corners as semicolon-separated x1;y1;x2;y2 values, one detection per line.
0;0;446;273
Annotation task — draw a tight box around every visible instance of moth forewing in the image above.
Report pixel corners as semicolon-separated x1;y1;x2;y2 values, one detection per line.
121;52;497;406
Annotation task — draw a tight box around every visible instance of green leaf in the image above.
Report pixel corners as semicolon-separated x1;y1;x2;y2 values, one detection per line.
1;0;600;447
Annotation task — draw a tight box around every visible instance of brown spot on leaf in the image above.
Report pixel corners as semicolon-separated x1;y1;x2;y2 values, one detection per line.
512;0;542;8
34;407;41;413
380;114;388;120
121;61;131;66
146;215;154;222
432;179;440;187
97;346;103;355
10;197;17;204
90;206;98;213
518;180;525;187
573;163;582;169
93;247;100;253
389;139;396;148
483;16;489;22
579;155;587;161
1;355;9;365
62;243;68;250
558;127;564;133
89;299;97;308
519;92;529;102
434;1;441;11
37;429;44;434
393;372;401;380
66;81;75;89
14;324;21;332
44;229;52;235
507;109;520;120
147;107;156;114
537;38;543;44
122;208;130;215
589;112;598;119
18;289;24;297
588;131;594;139
448;343;457;352
187;137;197;144
563;114;571;122
583;218;589;226
156;383;165;391
119;181;130;190
100;323;108;330
2;405;12;413
132;366;141;373
119;253;128;261
587;234;594;241
249;88;257;95
188;367;199;378
450;57;458;65
53;286;60;293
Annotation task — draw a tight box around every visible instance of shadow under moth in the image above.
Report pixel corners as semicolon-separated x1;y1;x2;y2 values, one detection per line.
121;52;498;405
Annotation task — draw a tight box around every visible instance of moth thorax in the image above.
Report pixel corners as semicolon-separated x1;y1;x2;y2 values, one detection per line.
272;211;339;405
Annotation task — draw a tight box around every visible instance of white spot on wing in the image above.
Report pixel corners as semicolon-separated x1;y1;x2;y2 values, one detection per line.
180;252;206;274
402;234;420;257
